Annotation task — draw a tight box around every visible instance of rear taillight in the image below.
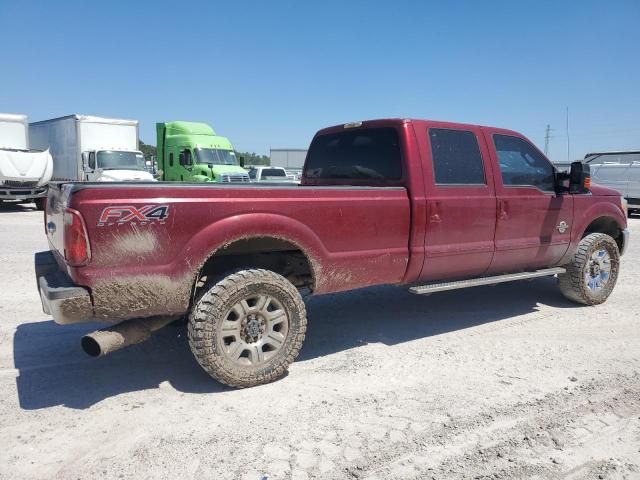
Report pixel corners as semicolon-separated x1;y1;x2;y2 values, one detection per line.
63;207;91;266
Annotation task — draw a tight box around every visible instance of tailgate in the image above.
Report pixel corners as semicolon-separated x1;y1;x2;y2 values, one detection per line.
44;182;68;256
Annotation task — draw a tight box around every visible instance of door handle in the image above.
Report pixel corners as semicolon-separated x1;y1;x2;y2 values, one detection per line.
498;199;508;220
429;201;441;223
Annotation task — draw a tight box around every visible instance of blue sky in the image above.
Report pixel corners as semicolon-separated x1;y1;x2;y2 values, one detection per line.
1;0;638;161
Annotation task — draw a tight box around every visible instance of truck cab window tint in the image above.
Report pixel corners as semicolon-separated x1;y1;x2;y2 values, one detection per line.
194;148;239;166
494;135;555;192
88;152;96;170
304;128;402;180
180;149;192;166
429;128;485;185
261;168;286;177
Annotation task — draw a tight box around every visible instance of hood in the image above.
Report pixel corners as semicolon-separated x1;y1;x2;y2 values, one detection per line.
95;169;156;182
589;183;621;197
209;165;247;174
0;149;53;186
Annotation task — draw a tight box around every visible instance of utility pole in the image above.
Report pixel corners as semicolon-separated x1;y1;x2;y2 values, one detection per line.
544;124;551;155
566;106;570;162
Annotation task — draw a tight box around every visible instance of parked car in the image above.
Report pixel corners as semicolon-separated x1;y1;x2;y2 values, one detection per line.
247;166;298;183
0;113;53;209
35;118;629;387
156;121;249;183
29;115;155;183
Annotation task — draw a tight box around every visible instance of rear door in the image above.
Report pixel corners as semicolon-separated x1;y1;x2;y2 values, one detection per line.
417;125;497;281
485;130;573;273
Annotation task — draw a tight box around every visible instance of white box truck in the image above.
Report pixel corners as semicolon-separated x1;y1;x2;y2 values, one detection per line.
29;115;155;182
0;113;53;209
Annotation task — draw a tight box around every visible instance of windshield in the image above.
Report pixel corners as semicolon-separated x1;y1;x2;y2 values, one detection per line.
194;148;239;166
97;151;146;170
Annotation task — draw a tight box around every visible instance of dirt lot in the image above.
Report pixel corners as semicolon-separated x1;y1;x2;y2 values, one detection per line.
0;204;638;480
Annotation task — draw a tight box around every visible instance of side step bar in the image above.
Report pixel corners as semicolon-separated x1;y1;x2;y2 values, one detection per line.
409;267;566;295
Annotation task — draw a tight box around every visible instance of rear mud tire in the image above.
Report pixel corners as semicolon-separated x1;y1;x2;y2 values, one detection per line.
187;269;307;388
558;233;620;305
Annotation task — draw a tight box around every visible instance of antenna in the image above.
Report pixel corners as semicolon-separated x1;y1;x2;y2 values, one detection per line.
566;106;570;162
544;124;551;155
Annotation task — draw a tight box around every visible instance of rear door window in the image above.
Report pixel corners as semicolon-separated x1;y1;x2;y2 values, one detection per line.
429;128;486;185
304;128;402;180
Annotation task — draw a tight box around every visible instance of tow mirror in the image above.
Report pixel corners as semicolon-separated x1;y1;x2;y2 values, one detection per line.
569;161;591;194
239;156;245;168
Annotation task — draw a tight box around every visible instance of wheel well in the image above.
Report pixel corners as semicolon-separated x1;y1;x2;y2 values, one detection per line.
195;237;315;295
583;216;623;251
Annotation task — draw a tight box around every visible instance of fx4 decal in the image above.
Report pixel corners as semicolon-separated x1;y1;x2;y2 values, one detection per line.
98;205;170;226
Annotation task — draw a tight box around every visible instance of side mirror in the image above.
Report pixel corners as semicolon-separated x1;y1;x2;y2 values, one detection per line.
569;161;591;194
179;151;185;166
239;156;245;168
81;152;92;172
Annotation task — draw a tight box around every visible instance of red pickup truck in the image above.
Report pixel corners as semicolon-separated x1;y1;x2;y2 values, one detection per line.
35;119;629;387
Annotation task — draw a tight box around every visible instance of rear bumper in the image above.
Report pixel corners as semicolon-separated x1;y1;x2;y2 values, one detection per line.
620;228;630;256
35;251;94;324
0;185;48;200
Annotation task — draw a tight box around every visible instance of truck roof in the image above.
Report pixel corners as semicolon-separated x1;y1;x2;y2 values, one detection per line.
29;114;138;126
0;113;28;123
161;121;217;137
314;118;522;137
585;150;640;158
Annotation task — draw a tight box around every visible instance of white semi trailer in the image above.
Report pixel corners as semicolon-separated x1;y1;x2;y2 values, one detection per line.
0;113;53;209
29;115;155;182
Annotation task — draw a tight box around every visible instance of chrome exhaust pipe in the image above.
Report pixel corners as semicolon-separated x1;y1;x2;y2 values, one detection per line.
81;316;176;357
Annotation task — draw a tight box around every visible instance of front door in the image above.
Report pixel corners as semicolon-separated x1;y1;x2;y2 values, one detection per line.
485;131;573;274
85;151;100;181
418;126;497;282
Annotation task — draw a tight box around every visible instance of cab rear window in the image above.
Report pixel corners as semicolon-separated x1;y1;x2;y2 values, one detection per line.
304;128;402;181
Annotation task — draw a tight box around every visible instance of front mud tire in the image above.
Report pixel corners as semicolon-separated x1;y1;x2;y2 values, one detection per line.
188;269;307;388
558;233;620;305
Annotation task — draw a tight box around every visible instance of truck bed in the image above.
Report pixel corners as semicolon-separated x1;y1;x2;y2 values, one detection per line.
45;181;411;322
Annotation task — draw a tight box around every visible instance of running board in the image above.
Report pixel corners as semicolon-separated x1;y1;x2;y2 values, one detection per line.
409;267;566;295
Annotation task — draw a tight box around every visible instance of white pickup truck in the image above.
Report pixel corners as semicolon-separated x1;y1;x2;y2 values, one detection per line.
247;166;298;183
0;113;53;209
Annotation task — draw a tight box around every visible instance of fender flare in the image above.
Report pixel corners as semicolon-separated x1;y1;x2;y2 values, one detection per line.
183;212;330;289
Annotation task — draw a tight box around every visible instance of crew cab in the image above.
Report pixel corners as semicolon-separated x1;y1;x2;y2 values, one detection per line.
35;119;629;387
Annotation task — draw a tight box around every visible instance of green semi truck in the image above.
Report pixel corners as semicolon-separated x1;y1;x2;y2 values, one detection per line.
156;121;250;183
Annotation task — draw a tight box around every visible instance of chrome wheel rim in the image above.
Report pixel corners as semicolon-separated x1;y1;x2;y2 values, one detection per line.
219;294;289;366
584;249;611;292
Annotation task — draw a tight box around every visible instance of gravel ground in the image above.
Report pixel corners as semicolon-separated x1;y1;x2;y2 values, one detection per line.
0;204;638;480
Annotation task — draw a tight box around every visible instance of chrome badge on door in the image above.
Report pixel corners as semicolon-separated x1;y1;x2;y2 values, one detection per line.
557;221;569;233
